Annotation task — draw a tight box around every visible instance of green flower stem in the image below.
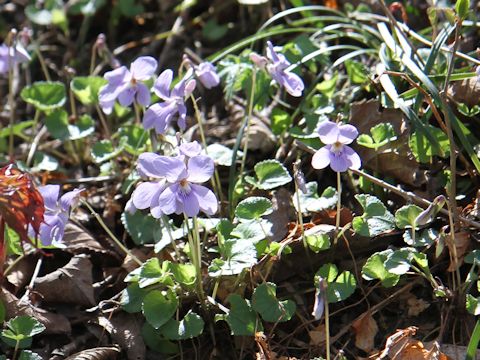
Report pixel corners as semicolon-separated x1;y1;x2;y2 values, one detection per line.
34;45;51;81
184;215;205;303
189;94;224;214
96;105;111;139
7;45;15;161
324;284;331;360
161;216;182;263
238;69;257;180
335;171;342;243
82;200;142;266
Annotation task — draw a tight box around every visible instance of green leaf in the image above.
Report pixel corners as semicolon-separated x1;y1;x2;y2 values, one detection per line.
403;228;438;247
45;110;95;141
1;316;45;348
293;183;337;213
19;351;42;360
20;82;66;111
142;290;178;329
271;108;292;135
235;197;273;220
167;262;196;287
208;238;258;277
384;248;415;275
466;294;480;316
316;72;338;99
71;76;107;105
409;125;449;162
141;323;178;354
202;19;229;42
206;144;241;167
68;0;106;15
121;211;162;245
120;283;148;313
221;294;261;336
32;152;59;172
25;6;53;25
395;204;423;229
345;60;367;84
316;264;356;303
245;159;292;190
362;250;400;287
0;121;34;138
91;140;122;163
252;282;296;323
305;232;330;253
456;0;470;20
138;258;173;288
0;300;5;323
118;0;144;17
352;194;395;237
357;123;397;149
160;311;204;340
465;250;480;265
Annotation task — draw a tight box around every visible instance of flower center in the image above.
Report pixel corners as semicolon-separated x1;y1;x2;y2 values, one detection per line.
179;179;191;194
331;141;344;153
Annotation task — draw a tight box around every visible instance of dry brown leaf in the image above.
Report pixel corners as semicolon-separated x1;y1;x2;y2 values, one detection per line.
349;100;426;187
447;231;470;272
64;346;121;360
34;254;95;306
0;287;71;334
265;188;296;242
448;77;480;108
255;332;272;360
309;323;326;346
406;296;430;317
6;254;37;292
351;311;378;353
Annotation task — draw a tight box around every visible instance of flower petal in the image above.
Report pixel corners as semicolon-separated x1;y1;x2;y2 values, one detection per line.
137;152;163;178
153;69;173;100
317;120;339;144
118;87;136;107
343;145;361;170
281;71;304;97
179;141;202;157
329;152;349;172
130;56;157;81
177;103;187;130
187;155;214;183
131;181;164;209
59;188;82;212
157;184;180;215
195;62;220;89
136;83;151;107
182;191;200;217
311;146;331;169
171;79;186;98
39;185;60;211
191;184;218;215
142;102;176;134
338;124;358;144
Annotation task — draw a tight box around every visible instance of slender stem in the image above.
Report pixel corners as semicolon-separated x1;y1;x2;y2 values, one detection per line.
34;46;51;81
96;105;111;139
324;285;331;360
90;43;97;75
189;95;224;212
8;51;15;161
82;200;142;265
239;69;257;178
294;180;307;250
12;340;20;360
335;171;342;242
161;216;182;262
3;253;26;276
192;216;205;302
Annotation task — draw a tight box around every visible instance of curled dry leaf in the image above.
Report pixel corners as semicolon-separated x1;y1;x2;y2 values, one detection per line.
34;254;95;306
64;346;121;360
351;311;378;353
447;231;470;272
309;323;326;346
406;295;430;317
448;77;480;108
0;287;71;334
349;100;426;187
265;188;296;242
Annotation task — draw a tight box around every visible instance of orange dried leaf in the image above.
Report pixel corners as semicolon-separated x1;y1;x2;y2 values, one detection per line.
352;311;378;352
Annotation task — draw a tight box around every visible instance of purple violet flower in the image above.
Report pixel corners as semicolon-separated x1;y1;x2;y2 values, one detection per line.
143;69;196;134
130;152;217;218
0;43;30;74
36;185;82;246
98;56;157;114
265;41;304;97
195;62;220;89
311;120;361;172
178;140;202;158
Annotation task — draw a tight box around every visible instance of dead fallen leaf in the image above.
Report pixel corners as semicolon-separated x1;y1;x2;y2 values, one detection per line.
265;188;296;242
406;295;430;317
255;332;272;360
6;254;38;292
351;311;378;353
309;323;326;346
0;287;71;334
447;231;470;272
448;77;480;108
349;99;426;187
64;346;121;360
34;254;95;306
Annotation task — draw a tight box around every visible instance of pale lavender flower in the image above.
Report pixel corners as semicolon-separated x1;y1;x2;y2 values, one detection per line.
195;62;220;89
156;155;217;217
36;185;82;246
0;43;30;74
311;120;361;172
99;56;157;114
178;140;202;158
143;69;196;134
265;41;304;97
130;152;170;218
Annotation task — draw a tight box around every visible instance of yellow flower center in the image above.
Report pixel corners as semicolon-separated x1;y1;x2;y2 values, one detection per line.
331;141;343;153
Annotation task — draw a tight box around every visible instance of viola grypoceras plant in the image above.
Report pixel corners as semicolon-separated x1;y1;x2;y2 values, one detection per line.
98;56;158;114
0;42;30;74
142;69;196;134
0;164;44;276
250;40;304;97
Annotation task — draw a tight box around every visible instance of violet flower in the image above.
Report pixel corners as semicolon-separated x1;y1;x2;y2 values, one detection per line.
99;56;157;114
143;69;196;134
0;43;30;74
178;140;202;158
157;155;217;217
311;120;361;172
250;41;304;97
195;62;220;89
36;185;82;246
